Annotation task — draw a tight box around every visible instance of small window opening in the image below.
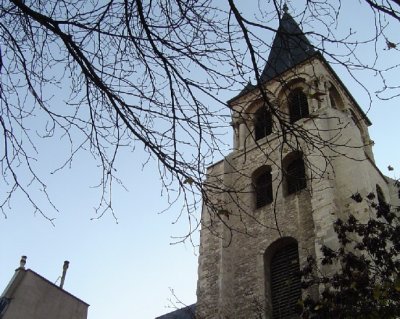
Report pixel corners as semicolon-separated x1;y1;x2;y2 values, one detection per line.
270;242;301;319
376;184;389;212
288;89;309;123
0;297;10;315
254;169;273;208
328;85;343;110
329;92;336;108
376;184;386;207
286;158;306;195
254;107;272;141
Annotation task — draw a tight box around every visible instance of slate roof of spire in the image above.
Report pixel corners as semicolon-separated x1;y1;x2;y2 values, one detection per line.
230;9;316;102
155;304;195;319
227;8;371;125
260;10;315;82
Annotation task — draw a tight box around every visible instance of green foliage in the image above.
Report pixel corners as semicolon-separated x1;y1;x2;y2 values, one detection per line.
300;191;400;318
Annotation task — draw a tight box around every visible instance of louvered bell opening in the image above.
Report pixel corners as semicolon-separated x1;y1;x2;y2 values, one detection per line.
289;90;309;123
255;171;273;208
270;243;301;319
255;108;272;141
286;158;306;195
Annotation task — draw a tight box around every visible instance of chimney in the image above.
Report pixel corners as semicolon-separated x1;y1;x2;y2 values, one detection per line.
20;256;27;269
60;260;69;289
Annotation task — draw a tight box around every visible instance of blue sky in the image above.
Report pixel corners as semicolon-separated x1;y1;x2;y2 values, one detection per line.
0;147;201;318
1;2;399;319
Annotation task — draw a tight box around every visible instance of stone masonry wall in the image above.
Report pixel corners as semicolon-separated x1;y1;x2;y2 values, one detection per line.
196;56;390;319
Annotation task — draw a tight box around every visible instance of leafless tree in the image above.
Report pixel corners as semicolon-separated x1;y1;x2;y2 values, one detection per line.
0;1;399;233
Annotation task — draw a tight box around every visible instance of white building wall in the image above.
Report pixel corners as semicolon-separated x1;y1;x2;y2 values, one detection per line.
2;269;88;319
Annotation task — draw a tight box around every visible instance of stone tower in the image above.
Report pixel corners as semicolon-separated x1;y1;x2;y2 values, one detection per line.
196;9;396;319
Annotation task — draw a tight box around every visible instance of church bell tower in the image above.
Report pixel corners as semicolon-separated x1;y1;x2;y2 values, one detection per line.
196;7;393;319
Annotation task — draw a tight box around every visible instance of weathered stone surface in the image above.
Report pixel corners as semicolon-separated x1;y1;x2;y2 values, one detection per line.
196;54;392;319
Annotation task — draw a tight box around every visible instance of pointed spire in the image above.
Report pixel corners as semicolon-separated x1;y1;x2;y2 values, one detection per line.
260;8;315;82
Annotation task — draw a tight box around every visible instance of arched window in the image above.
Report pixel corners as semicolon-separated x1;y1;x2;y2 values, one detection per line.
288;89;309;123
328;84;344;110
284;155;306;195
270;242;301;319
254;107;272;141
253;167;273;208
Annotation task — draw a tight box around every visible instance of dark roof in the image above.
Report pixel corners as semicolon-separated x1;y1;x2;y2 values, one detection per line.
227;9;371;125
240;80;255;95
260;10;315;82
229;10;315;103
155;304;195;319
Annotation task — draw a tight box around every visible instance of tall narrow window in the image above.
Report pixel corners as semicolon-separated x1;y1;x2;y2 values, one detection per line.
328;85;343;110
254;169;273;208
288;89;309;123
329;91;337;109
376;184;390;213
376;184;386;207
0;297;10;316
254;107;272;141
285;157;306;195
270;242;301;319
